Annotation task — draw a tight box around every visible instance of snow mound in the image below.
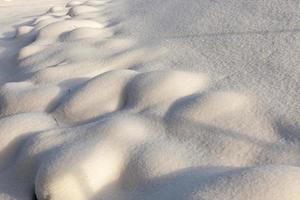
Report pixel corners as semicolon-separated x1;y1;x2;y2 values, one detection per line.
125;70;209;111
65;27;113;41
55;69;137;124
66;1;83;7
0;82;61;116
33;114;152;200
68;5;101;17
0;113;56;170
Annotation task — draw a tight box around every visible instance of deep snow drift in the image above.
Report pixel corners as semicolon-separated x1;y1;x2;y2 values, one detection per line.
0;0;299;199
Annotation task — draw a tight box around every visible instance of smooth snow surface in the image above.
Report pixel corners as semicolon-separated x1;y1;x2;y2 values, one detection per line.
0;0;299;199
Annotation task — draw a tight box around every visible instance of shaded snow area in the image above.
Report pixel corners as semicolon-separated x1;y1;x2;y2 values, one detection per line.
0;0;299;199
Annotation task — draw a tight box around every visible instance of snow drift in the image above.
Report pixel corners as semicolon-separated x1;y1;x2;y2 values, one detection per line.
0;0;299;199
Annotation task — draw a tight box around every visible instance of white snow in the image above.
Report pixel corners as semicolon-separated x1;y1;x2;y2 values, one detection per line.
0;0;299;199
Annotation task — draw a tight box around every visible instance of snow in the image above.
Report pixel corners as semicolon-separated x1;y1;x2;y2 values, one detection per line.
0;0;299;199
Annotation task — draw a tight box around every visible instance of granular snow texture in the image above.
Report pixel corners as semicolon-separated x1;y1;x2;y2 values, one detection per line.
0;0;299;199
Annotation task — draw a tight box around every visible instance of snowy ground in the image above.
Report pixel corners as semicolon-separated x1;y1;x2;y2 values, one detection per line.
0;0;299;199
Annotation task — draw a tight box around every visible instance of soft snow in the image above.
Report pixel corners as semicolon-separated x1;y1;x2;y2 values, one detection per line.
0;0;299;200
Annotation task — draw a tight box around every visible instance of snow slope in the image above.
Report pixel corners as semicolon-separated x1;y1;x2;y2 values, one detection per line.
0;0;299;199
